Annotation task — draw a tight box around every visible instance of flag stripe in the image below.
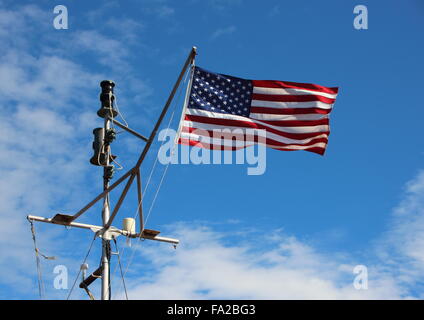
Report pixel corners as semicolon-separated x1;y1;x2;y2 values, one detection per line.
250;106;331;115
252;86;338;99
252;80;338;95
251;100;333;110
182;123;329;145
179;137;327;154
249;113;328;121
185;110;330;133
252;93;335;104
180;133;328;150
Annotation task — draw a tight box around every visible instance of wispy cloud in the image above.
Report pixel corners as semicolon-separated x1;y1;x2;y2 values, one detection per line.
113;169;424;300
211;25;236;40
115;223;406;299
0;3;153;298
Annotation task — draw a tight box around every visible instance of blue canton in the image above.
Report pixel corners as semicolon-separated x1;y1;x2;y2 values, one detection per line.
188;66;252;117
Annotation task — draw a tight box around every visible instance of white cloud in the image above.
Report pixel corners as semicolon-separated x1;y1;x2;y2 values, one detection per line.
376;170;424;291
211;26;236;40
116;224;407;299
112;169;424;300
0;3;153;298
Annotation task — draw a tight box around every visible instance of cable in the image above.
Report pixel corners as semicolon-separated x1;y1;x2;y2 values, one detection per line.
113;238;128;300
114;95;129;128
111;66;190;299
28;218;45;300
66;234;97;300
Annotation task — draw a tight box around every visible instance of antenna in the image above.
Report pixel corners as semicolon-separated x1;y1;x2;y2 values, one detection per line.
27;47;197;300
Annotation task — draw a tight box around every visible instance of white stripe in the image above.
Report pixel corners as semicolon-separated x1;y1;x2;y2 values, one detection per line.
181;132;327;150
185;109;329;134
251;100;333;109
250;113;328;121
186;108;247;121
182;121;329;145
253;86;337;99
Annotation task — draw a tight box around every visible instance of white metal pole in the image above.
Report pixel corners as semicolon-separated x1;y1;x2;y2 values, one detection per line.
27;215;180;244
101;115;111;300
174;57;196;145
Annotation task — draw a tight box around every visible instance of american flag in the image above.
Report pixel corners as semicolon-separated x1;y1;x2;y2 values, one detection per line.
178;66;338;155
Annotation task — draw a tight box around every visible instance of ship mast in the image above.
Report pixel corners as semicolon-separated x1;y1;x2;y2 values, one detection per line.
27;46;197;300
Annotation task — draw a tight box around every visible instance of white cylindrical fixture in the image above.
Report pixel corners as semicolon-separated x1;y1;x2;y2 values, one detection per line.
123;218;136;234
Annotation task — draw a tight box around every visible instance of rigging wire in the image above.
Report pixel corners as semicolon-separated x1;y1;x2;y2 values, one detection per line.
28;218;45;300
28;218;56;299
114;95;129;128
66;234;97;300
113;238;128;300
111;66;191;299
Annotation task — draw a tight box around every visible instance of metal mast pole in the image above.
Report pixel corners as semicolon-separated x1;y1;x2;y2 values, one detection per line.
98;80;117;300
101;114;111;300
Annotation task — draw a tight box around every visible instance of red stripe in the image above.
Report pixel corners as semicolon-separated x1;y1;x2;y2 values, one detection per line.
178;137;326;155
250;107;331;115
182;126;328;147
256;118;329;127
252;93;335;104
179;138;245;151
184;114;330;140
253;80;338;95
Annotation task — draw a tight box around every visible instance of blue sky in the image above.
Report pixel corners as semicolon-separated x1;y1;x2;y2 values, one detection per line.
0;0;424;299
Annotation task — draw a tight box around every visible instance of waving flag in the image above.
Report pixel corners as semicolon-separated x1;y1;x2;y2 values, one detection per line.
178;66;338;155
